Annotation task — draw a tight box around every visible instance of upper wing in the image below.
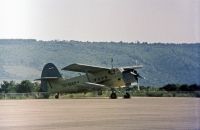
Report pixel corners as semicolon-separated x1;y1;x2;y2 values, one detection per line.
62;63;110;73
122;65;143;70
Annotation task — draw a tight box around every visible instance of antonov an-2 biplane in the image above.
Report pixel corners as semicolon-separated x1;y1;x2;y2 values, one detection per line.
36;63;143;99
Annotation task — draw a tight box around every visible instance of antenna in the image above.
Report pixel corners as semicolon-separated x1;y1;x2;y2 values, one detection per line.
111;58;113;69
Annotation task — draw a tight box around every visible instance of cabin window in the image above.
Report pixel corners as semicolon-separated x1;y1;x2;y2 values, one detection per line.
94;78;96;81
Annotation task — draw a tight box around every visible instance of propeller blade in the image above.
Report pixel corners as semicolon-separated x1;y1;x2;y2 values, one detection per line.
138;74;145;79
130;72;137;76
130;71;144;79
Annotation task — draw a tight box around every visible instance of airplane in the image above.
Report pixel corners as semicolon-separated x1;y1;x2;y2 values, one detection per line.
36;63;143;99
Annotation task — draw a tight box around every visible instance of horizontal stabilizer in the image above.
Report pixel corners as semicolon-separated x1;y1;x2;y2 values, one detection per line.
35;77;60;81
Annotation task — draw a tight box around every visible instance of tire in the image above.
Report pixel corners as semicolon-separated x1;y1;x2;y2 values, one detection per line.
55;93;59;99
123;93;131;99
110;93;117;99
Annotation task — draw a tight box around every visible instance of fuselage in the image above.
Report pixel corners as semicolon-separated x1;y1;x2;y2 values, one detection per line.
47;68;137;93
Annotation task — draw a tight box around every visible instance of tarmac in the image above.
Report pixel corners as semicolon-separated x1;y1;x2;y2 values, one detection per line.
0;97;199;130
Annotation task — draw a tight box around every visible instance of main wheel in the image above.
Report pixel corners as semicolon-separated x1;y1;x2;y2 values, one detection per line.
110;93;117;99
55;93;59;99
123;93;131;99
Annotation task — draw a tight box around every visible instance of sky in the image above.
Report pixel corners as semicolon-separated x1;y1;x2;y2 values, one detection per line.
0;0;199;43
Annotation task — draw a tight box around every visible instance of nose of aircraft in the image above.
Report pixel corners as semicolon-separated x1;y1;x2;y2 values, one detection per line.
122;69;143;85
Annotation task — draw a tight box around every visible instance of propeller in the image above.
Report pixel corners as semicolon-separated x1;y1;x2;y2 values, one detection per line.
123;69;144;91
128;69;144;79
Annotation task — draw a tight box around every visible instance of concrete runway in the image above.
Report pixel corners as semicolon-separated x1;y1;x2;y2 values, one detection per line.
0;97;199;130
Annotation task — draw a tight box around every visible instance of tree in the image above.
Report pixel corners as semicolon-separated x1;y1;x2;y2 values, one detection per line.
189;84;200;91
33;82;40;92
16;80;34;93
0;81;16;93
179;84;189;91
159;84;178;91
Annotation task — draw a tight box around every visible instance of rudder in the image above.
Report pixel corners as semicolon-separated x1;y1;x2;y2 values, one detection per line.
40;63;62;93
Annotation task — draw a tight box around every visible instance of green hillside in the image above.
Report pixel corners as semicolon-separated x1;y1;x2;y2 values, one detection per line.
0;39;199;86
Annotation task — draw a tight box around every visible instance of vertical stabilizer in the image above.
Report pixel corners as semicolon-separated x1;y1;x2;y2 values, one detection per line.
40;63;61;92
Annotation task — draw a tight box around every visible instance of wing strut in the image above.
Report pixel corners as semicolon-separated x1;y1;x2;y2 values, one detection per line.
86;72;91;82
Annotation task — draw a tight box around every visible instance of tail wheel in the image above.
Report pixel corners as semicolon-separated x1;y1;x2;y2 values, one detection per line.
98;91;103;95
110;93;117;99
123;93;131;99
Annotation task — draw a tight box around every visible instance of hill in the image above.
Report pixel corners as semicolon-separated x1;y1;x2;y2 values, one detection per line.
0;39;199;86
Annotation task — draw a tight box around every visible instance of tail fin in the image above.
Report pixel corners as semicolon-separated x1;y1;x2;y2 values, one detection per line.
40;63;62;92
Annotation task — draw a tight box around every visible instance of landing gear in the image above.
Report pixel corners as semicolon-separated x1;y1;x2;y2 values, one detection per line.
123;87;131;99
110;88;117;99
110;92;117;99
55;93;59;99
123;92;131;99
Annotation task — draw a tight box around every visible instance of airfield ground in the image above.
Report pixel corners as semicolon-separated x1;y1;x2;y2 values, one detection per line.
0;97;199;130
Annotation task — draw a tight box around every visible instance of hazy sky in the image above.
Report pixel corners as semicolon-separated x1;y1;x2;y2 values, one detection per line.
0;0;199;43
